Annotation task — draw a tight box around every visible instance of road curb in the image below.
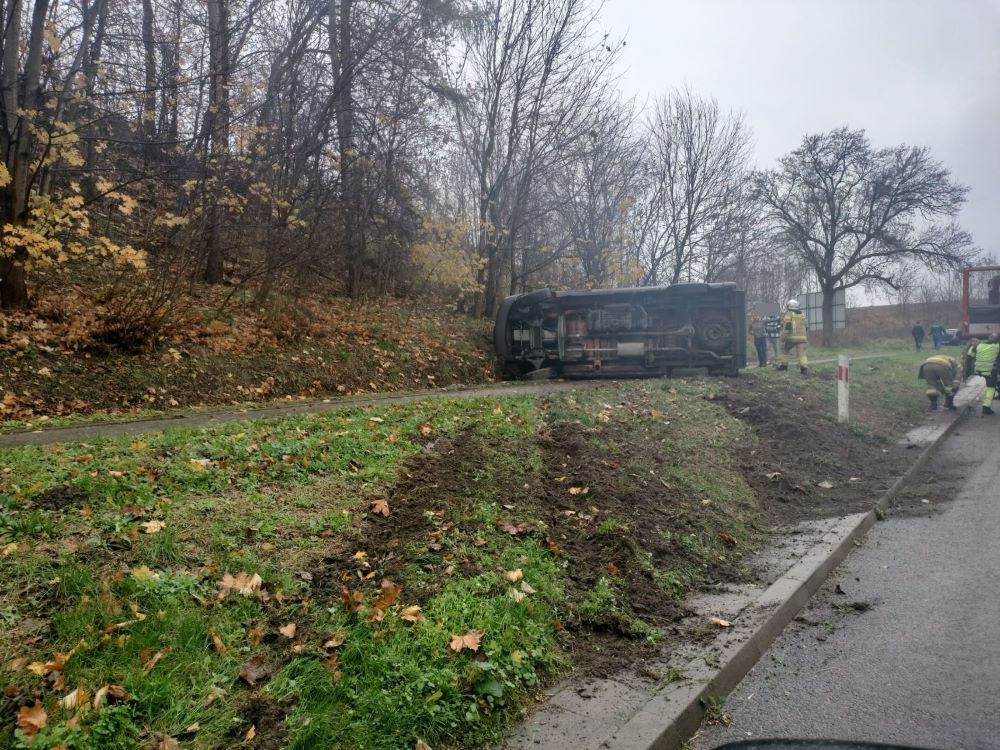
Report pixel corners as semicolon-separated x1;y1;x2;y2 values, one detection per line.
601;401;974;750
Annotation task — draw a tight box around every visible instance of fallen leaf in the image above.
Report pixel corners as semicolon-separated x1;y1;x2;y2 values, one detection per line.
400;605;423;623
203;686;227;707
448;629;483;653
510;589;526;603
718;531;737;546
341;585;364;613
141;520;166;535
7;656;29;672
210;632;228;656
130;565;160;581
504;569;524;583
352;550;368;560
92;684;128;709
370;498;390;516
278;623;297;639
568;486;590;496
817;480;834;489
60;686;89;710
152;734;180;750
260;543;275;552
244;724;256;742
17;702;47;739
189;458;212;471
27;661;48;676
388;433;399;442
1;543;18;557
607;561;620;576
219;572;263;597
239;656;272;686
708;617;731;627
129;441;147;451
142;648;169;672
765;471;782;480
497;519;530;536
520;581;536;594
372;579;402;611
415;740;433;750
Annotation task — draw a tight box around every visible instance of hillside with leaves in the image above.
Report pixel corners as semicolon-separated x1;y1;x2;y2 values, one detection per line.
0;287;493;426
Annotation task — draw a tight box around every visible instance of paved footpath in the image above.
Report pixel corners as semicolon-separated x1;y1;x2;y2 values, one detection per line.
695;413;1000;750
0;381;603;448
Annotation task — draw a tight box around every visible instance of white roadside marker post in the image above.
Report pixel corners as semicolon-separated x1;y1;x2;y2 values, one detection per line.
837;354;850;423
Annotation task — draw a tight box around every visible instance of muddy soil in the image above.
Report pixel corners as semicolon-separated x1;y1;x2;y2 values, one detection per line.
719;374;911;524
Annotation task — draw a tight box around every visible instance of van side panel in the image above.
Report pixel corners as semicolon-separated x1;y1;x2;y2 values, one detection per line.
495;284;746;378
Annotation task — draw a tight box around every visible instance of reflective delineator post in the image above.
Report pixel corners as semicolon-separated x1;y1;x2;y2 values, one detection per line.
837;354;850;423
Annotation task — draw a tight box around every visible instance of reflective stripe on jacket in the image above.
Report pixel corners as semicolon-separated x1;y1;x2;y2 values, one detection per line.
971;342;1000;374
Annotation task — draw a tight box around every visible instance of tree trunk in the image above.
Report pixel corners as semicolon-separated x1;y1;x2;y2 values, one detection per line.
140;0;158;160
329;0;364;299
0;0;52;309
821;285;835;347
203;0;230;284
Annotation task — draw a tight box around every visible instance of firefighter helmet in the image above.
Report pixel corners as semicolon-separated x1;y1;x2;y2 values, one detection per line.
787;299;801;311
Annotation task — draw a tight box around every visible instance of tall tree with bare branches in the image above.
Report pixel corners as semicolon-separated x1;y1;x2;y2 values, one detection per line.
755;127;976;344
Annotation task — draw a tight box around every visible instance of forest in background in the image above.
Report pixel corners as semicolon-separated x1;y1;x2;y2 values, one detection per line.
0;0;983;351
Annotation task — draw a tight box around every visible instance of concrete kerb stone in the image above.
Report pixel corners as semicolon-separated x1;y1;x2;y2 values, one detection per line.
598;395;978;750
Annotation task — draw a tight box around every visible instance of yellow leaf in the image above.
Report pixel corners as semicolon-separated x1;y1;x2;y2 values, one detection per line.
60;686;89;709
130;565;160;581
400;605;423;623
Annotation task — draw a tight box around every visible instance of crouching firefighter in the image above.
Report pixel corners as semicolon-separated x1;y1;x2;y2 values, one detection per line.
778;299;809;374
918;354;961;410
967;333;1000;415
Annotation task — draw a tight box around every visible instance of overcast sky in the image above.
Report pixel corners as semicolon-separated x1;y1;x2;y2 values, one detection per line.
601;0;1000;260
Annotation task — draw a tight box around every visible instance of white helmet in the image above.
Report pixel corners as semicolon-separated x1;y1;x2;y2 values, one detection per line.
787;299;801;311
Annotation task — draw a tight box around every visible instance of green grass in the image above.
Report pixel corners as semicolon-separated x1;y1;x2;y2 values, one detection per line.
752;343;932;439
0;354;932;749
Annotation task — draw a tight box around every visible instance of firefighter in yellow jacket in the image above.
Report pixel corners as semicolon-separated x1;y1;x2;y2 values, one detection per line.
918;354;961;410
966;334;1000;416
777;299;809;374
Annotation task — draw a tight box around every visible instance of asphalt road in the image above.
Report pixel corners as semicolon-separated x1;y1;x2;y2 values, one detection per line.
695;411;1000;750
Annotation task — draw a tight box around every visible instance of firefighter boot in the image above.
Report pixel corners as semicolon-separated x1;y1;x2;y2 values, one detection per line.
984;406;995;416
800;366;808;375
945;394;957;411
928;394;938;410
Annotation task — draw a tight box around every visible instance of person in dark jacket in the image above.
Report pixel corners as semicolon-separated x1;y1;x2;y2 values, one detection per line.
748;317;768;367
911;322;925;351
764;314;782;366
930;321;946;350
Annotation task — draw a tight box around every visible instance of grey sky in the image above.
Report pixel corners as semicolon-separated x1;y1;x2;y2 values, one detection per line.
602;0;1000;258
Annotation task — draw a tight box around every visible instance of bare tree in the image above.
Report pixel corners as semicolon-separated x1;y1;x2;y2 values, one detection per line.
555;95;642;287
755;127;976;345
453;0;621;316
634;89;752;285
